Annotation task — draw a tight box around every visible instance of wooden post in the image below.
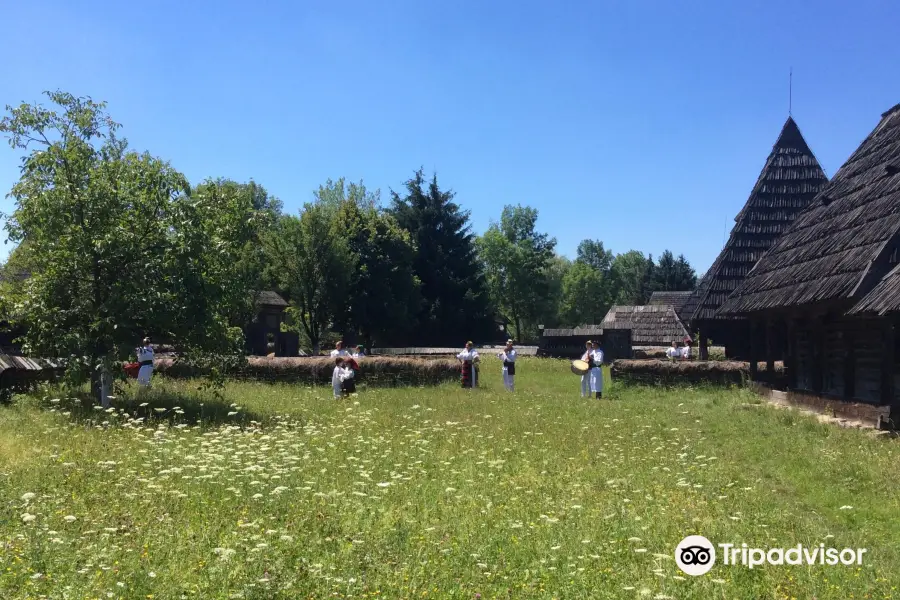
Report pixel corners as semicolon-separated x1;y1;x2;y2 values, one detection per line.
699;330;709;361
812;317;824;395
765;317;776;385
749;318;758;380
886;317;900;427
786;317;797;389
882;318;895;405
844;328;855;400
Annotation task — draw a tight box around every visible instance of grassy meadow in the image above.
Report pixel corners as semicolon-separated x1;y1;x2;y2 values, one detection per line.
1;356;898;599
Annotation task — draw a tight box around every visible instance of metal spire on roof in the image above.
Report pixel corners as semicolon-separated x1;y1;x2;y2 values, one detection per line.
789;67;792;116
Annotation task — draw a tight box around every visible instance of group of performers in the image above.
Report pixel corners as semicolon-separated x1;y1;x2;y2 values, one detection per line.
666;339;692;360
456;339;518;391
331;341;365;397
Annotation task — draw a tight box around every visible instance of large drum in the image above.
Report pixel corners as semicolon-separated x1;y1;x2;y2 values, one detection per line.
571;359;590;376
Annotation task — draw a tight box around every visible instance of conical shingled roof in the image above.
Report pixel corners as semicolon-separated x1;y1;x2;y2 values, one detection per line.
687;116;829;323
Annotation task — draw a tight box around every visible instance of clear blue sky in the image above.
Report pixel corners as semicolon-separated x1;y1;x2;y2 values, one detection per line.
2;0;899;275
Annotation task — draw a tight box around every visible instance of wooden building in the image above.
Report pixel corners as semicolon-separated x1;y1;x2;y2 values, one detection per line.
719;103;900;427
600;305;690;348
245;291;300;356
647;291;692;317
538;327;632;360
684;117;829;359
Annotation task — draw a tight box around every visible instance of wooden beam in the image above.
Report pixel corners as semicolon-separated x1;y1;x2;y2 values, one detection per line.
699;331;709;361
786;317;798;389
749;318;758;380
765;317;776;385
844;327;855;400
882;318;896;407
812;317;824;395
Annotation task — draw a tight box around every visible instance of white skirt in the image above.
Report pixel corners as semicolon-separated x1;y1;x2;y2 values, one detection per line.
589;367;602;392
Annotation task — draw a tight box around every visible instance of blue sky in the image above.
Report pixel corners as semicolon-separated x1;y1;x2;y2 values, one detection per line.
1;0;899;275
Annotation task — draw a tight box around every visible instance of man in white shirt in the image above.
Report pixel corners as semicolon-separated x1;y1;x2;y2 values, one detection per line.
330;341;349;358
666;342;680;361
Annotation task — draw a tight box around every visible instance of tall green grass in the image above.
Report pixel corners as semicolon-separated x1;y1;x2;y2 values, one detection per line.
1;356;897;599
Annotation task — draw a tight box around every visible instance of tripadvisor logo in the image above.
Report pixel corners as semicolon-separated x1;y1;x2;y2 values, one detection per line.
675;535;716;576
675;535;868;576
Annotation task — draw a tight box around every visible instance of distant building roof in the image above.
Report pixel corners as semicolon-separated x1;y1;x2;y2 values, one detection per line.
648;291;692;314
255;290;288;308
600;305;690;346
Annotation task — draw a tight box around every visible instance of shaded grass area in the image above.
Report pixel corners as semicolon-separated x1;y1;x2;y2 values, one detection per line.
0;356;898;599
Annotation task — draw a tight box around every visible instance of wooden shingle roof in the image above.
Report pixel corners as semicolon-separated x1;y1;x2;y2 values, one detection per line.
600;305;690;346
689;116;828;322
720;104;900;315
255;290;288;308
648;291;692;313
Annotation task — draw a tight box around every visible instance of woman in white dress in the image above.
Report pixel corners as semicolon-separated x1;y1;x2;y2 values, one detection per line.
580;340;596;398
497;339;517;392
590;340;604;399
457;341;480;388
136;338;154;387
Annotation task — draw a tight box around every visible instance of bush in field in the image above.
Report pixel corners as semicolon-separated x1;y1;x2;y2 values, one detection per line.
154;356;461;387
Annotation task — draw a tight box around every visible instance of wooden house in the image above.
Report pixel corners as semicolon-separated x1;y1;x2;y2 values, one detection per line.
600;305;690;348
684;117;829;359
648;290;692;312
719;103;900;427
538;326;632;360
245;291;298;356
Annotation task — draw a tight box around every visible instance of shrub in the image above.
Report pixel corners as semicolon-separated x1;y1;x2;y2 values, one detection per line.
611;359;784;386
154;356;461;387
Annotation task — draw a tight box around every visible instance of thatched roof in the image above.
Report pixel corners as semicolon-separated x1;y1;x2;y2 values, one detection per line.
848;262;900;316
687;116;828;322
720;104;900;315
255;290;288;308
600;305;690;346
542;326;604;337
648;291;692;313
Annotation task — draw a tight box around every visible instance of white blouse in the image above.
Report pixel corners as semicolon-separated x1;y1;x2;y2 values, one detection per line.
457;349;479;362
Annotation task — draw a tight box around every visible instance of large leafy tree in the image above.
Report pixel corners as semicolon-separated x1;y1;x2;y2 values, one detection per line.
390;169;493;345
611;250;653;305
191;179;281;329
651;250;697;291
335;199;421;348
478;205;556;342
558;261;608;325
264;202;354;354
0;91;258;402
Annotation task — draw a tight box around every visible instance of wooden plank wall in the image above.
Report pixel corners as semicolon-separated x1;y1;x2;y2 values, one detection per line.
795;326;813;392
853;321;883;403
823;327;845;396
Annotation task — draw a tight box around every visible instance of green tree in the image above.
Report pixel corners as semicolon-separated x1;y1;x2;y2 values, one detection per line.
559;261;608;325
575;239;614;273
191;179;281;330
611;250;652;305
390;168;493;345
478;205;556;342
0;91;256;403
314;177;379;213
652;250;697;291
334;197;422;348
541;254;571;329
264;203;354;354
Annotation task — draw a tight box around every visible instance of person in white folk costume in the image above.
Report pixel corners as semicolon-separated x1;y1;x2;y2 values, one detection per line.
330;341;350;358
457;341;480;388
681;337;692;360
332;357;354;398
590;340;604;398
497;339;517;392
666;341;680;361
581;340;597;398
136;338;155;388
